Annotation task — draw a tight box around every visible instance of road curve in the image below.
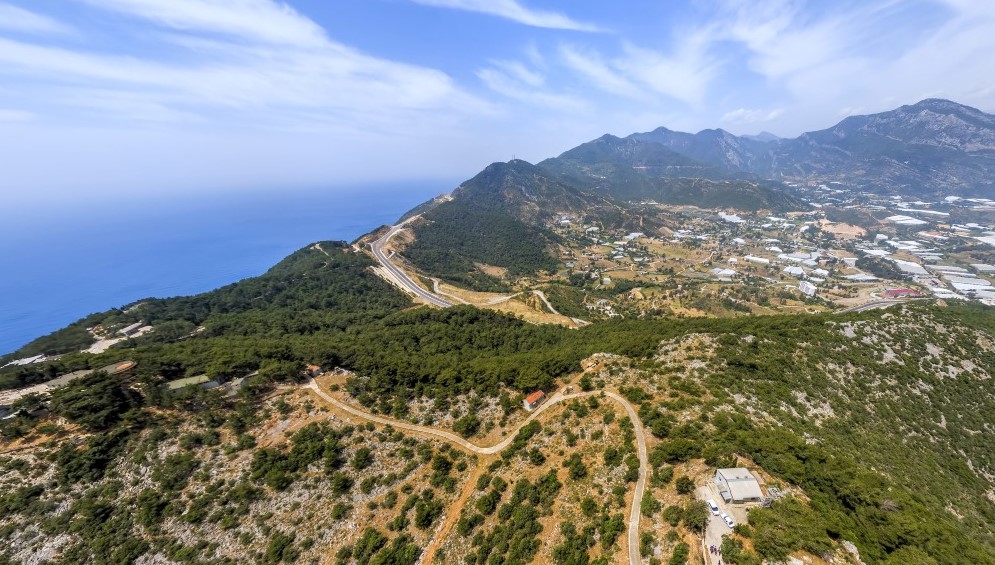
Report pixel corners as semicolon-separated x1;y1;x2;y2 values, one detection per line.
835;299;906;314
306;380;648;565
370;219;453;308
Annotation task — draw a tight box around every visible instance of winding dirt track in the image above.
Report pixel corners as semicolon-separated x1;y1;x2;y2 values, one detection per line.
306;380;648;565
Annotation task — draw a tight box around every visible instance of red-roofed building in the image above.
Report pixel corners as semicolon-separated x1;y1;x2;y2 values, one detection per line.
523;391;546;411
882;288;922;299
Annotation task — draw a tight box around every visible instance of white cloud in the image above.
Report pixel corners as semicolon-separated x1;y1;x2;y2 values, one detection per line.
0;1;489;128
0;0;511;205
721;107;785;125
709;0;995;129
476;66;588;113
524;42;546;69
0;108;34;122
552;0;995;132
489;60;545;88
80;0;328;47
610;33;720;108
0;3;74;35
558;45;643;99
410;0;602;32
6;0;995;205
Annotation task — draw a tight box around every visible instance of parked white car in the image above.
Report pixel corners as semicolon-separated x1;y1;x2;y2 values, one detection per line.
721;513;735;528
706;499;720;516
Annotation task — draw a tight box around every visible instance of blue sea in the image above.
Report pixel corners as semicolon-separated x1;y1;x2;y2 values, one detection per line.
0;182;450;356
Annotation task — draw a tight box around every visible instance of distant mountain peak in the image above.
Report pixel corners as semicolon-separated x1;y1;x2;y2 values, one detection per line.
907;98;979;113
742;131;781;143
696;128;734;137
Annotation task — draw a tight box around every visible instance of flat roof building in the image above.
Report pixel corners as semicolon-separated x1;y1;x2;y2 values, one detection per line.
118;322;144;336
715;468;763;504
799;281;818;297
166;375;220;391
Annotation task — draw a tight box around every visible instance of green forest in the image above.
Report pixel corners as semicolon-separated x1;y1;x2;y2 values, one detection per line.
402;199;560;291
2;239;995;564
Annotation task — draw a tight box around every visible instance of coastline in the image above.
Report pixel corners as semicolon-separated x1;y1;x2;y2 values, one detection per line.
1;182;449;356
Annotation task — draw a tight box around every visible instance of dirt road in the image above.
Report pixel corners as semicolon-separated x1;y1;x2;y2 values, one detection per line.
306;380;648;565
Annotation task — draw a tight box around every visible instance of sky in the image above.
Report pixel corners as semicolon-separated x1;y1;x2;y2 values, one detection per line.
2;0;995;206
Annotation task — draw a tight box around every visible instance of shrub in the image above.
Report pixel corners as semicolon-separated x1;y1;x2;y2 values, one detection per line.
263;531;297;564
675;476;695;495
681;500;709;533
663;505;682;527
351;447;374;470
453;414;481;438
668;542;689;565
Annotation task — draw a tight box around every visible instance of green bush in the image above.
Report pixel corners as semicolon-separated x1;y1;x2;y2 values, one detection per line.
453;414;481;438
675;476;694;495
668;542;689;565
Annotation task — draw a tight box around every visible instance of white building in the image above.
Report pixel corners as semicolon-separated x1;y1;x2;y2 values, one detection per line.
715;468;764;504
710;268;738;278
799;281;818;297
118;322;144;336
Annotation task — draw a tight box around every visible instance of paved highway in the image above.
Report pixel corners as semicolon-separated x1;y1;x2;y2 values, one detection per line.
835;298;932;314
370;219;453;308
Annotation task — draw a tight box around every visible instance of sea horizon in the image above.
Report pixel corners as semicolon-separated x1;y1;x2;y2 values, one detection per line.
0;182;451;357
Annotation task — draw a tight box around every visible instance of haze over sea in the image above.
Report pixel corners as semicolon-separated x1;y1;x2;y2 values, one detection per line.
0;183;449;356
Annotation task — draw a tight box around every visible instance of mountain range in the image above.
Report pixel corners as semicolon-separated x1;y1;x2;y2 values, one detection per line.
624;98;995;196
397;99;995;289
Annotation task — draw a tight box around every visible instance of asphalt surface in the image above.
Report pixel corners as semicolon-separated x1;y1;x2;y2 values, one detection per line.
370;220;453;308
835;299;905;314
697;485;734;564
307;380;648;565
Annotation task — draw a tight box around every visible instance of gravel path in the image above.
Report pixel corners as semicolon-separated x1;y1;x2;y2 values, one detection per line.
306;379;648;565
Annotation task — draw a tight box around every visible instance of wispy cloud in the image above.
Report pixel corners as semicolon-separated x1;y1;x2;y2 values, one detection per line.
488;60;545;87
705;0;995;121
0;108;34;122
80;0;328;47
0;3;74;35
721;107;784;125
410;0;602;32
558;45;643;99
6;0;995;203
1;0;488;129
557;27;720;108
476;64;588;112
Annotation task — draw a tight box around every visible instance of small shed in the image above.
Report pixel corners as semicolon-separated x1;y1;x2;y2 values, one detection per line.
715;468;763;504
523;391;546;411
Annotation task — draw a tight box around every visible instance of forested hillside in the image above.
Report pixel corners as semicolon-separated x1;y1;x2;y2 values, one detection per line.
1;242;411;389
399;160;607;290
3;231;995;565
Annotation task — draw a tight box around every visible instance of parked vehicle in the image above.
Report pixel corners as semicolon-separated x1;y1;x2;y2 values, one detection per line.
707;499;720;515
721;513;735;528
